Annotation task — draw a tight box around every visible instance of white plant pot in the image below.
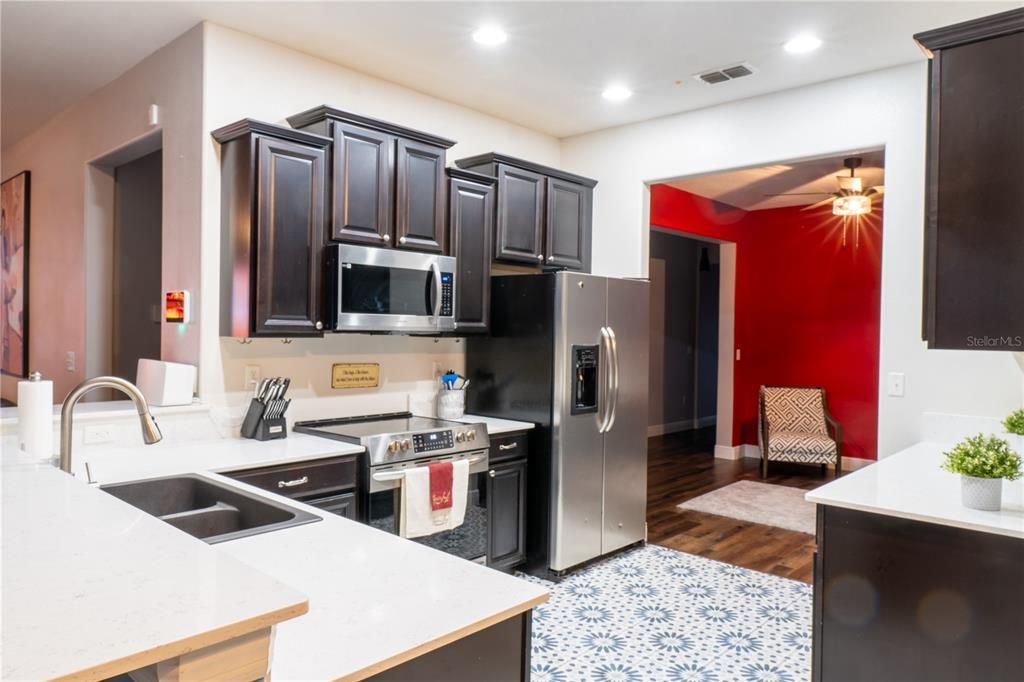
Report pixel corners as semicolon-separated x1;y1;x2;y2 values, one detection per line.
960;475;1003;511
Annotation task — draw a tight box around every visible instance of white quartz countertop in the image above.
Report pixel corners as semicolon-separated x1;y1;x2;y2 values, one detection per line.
79;431;366;484
455;414;535;435
210;473;548;680
807;442;1024;539
0;464;308;681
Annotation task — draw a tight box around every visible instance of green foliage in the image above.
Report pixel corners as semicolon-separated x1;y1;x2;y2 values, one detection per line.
1003;408;1024;436
942;434;1023;480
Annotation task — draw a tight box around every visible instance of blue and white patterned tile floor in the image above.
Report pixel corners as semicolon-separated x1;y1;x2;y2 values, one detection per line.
521;544;812;682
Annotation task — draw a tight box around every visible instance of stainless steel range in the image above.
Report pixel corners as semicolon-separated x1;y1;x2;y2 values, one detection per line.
293;412;490;562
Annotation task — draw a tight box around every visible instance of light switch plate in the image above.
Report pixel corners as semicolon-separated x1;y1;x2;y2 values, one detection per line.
887;372;905;397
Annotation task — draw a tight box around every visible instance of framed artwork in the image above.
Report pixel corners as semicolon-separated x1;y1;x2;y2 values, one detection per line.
1;171;30;377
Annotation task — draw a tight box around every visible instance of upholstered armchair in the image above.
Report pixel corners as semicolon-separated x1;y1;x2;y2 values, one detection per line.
758;386;842;478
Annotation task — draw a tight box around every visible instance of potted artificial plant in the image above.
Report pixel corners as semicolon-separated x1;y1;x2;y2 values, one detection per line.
1003;408;1024;454
941;434;1022;511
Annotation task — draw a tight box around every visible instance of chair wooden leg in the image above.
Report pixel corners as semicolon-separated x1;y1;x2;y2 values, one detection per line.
820;463;827;477
761;456;768;479
835;455;842;479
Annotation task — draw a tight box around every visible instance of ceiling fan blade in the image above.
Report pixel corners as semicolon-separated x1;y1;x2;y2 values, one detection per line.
763;191;834;196
801;195;837;211
837;175;863;192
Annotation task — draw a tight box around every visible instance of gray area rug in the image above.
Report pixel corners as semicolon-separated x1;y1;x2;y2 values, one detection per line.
677;480;817;534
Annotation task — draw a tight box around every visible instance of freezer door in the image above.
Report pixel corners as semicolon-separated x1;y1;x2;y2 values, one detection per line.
602;278;650;554
550;272;607;572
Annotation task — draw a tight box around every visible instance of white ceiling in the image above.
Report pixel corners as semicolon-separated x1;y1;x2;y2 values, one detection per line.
665;149;886;211
3;1;1021;147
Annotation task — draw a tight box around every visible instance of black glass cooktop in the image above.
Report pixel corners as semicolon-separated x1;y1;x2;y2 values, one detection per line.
293;412;458;442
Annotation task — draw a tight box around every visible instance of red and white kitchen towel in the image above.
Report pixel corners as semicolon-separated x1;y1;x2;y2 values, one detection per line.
400;459;469;539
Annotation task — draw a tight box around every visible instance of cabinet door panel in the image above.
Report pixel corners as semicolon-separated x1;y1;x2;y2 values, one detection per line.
253;136;325;336
545;178;591;271
396;139;447;253
332;123;394;246
495;165;544;264
924;31;1024;349
487;458;527;570
449;176;494;332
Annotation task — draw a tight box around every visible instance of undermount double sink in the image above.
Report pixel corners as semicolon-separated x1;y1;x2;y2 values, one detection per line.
101;474;320;543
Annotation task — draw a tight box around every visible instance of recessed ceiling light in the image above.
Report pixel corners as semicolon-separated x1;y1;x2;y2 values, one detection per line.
784;34;823;54
472;24;507;47
601;84;633;102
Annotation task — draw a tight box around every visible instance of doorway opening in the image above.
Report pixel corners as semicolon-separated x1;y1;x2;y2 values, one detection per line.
648;230;720;441
86;132;163;398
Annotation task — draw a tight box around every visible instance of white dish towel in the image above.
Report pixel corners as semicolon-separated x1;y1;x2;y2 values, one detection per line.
400;459;470;539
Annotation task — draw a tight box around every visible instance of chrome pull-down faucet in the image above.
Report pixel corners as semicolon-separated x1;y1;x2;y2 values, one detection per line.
59;376;163;474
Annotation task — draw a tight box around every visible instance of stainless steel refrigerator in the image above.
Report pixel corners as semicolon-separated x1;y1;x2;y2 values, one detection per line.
466;271;649;577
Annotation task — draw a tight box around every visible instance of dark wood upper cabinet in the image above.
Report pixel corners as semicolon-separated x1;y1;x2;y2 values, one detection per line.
545;177;591;271
447;169;496;333
288;106;455;253
212;120;329;337
495;165;546;264
396;139;447;253
455;152;597;272
915;9;1024;350
329;123;393;246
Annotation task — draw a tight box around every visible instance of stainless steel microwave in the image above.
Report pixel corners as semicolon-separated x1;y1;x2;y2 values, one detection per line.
325;244;456;333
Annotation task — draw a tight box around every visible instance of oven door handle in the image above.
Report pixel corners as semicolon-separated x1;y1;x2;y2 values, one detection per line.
372;454;486;482
430;261;443;322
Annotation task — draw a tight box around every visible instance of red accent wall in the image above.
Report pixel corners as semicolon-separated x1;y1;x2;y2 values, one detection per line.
651;184;882;460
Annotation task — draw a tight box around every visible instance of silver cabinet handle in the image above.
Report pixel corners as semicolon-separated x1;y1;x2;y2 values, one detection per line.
315;321;323;330
498;442;518;451
547;256;554;262
399;236;407;245
382;233;391;242
277;476;309;488
536;254;544;261
489;469;497;478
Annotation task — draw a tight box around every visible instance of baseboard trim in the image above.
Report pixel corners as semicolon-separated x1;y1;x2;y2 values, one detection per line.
841;457;874;472
714;444;743;460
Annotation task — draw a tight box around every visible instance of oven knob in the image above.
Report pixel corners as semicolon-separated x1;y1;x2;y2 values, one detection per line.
388;440;401;454
455;432;466;443
466;431;476;442
401;439;412;451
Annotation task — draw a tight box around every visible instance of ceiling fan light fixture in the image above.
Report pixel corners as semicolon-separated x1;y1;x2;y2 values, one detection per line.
833;194;872;216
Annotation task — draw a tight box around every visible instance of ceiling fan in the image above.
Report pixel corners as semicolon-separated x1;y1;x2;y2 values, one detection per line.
769;157;885;215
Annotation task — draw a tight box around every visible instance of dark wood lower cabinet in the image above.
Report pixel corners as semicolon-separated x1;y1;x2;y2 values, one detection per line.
368;611;532;681
813;505;1024;682
487;457;527;571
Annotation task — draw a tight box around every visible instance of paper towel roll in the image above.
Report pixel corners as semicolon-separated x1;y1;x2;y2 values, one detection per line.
18;372;54;461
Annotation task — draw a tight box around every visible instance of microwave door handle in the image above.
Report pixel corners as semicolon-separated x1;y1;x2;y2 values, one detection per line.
430;261;443;321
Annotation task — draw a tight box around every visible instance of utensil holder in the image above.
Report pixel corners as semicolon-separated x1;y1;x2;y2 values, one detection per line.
437;389;466;419
241;398;289;441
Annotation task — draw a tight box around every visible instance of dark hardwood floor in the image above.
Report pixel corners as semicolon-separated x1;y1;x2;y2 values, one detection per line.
647;428;826;583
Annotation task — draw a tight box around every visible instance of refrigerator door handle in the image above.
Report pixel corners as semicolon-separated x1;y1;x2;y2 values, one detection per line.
606;325;620;432
598;326;612;433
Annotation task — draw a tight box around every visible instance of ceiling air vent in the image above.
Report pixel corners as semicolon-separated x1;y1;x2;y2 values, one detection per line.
695;63;756;85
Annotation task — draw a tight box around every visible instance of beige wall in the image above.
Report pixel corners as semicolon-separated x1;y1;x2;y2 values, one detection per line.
1;25;204;402
198;23;562;423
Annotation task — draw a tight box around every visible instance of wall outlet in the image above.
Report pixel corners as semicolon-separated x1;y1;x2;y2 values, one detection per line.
887;372;906;397
65;351;76;372
244;365;261;389
83;425;115;445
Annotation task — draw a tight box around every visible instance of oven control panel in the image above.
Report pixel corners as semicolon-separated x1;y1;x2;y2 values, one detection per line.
413;430;454;453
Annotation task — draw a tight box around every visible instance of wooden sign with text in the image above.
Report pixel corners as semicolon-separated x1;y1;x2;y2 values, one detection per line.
331;363;380;389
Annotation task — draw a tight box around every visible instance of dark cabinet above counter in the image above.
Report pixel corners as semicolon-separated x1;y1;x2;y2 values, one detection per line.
916;8;1024;350
212;120;330;338
455;153;596;272
447;168;496;334
287;106;455;254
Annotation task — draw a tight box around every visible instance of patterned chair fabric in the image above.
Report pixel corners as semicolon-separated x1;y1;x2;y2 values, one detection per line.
759;386;841;476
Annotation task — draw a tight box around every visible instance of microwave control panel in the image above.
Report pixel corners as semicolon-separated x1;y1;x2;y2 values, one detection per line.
440;273;454;317
413;430;454;453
